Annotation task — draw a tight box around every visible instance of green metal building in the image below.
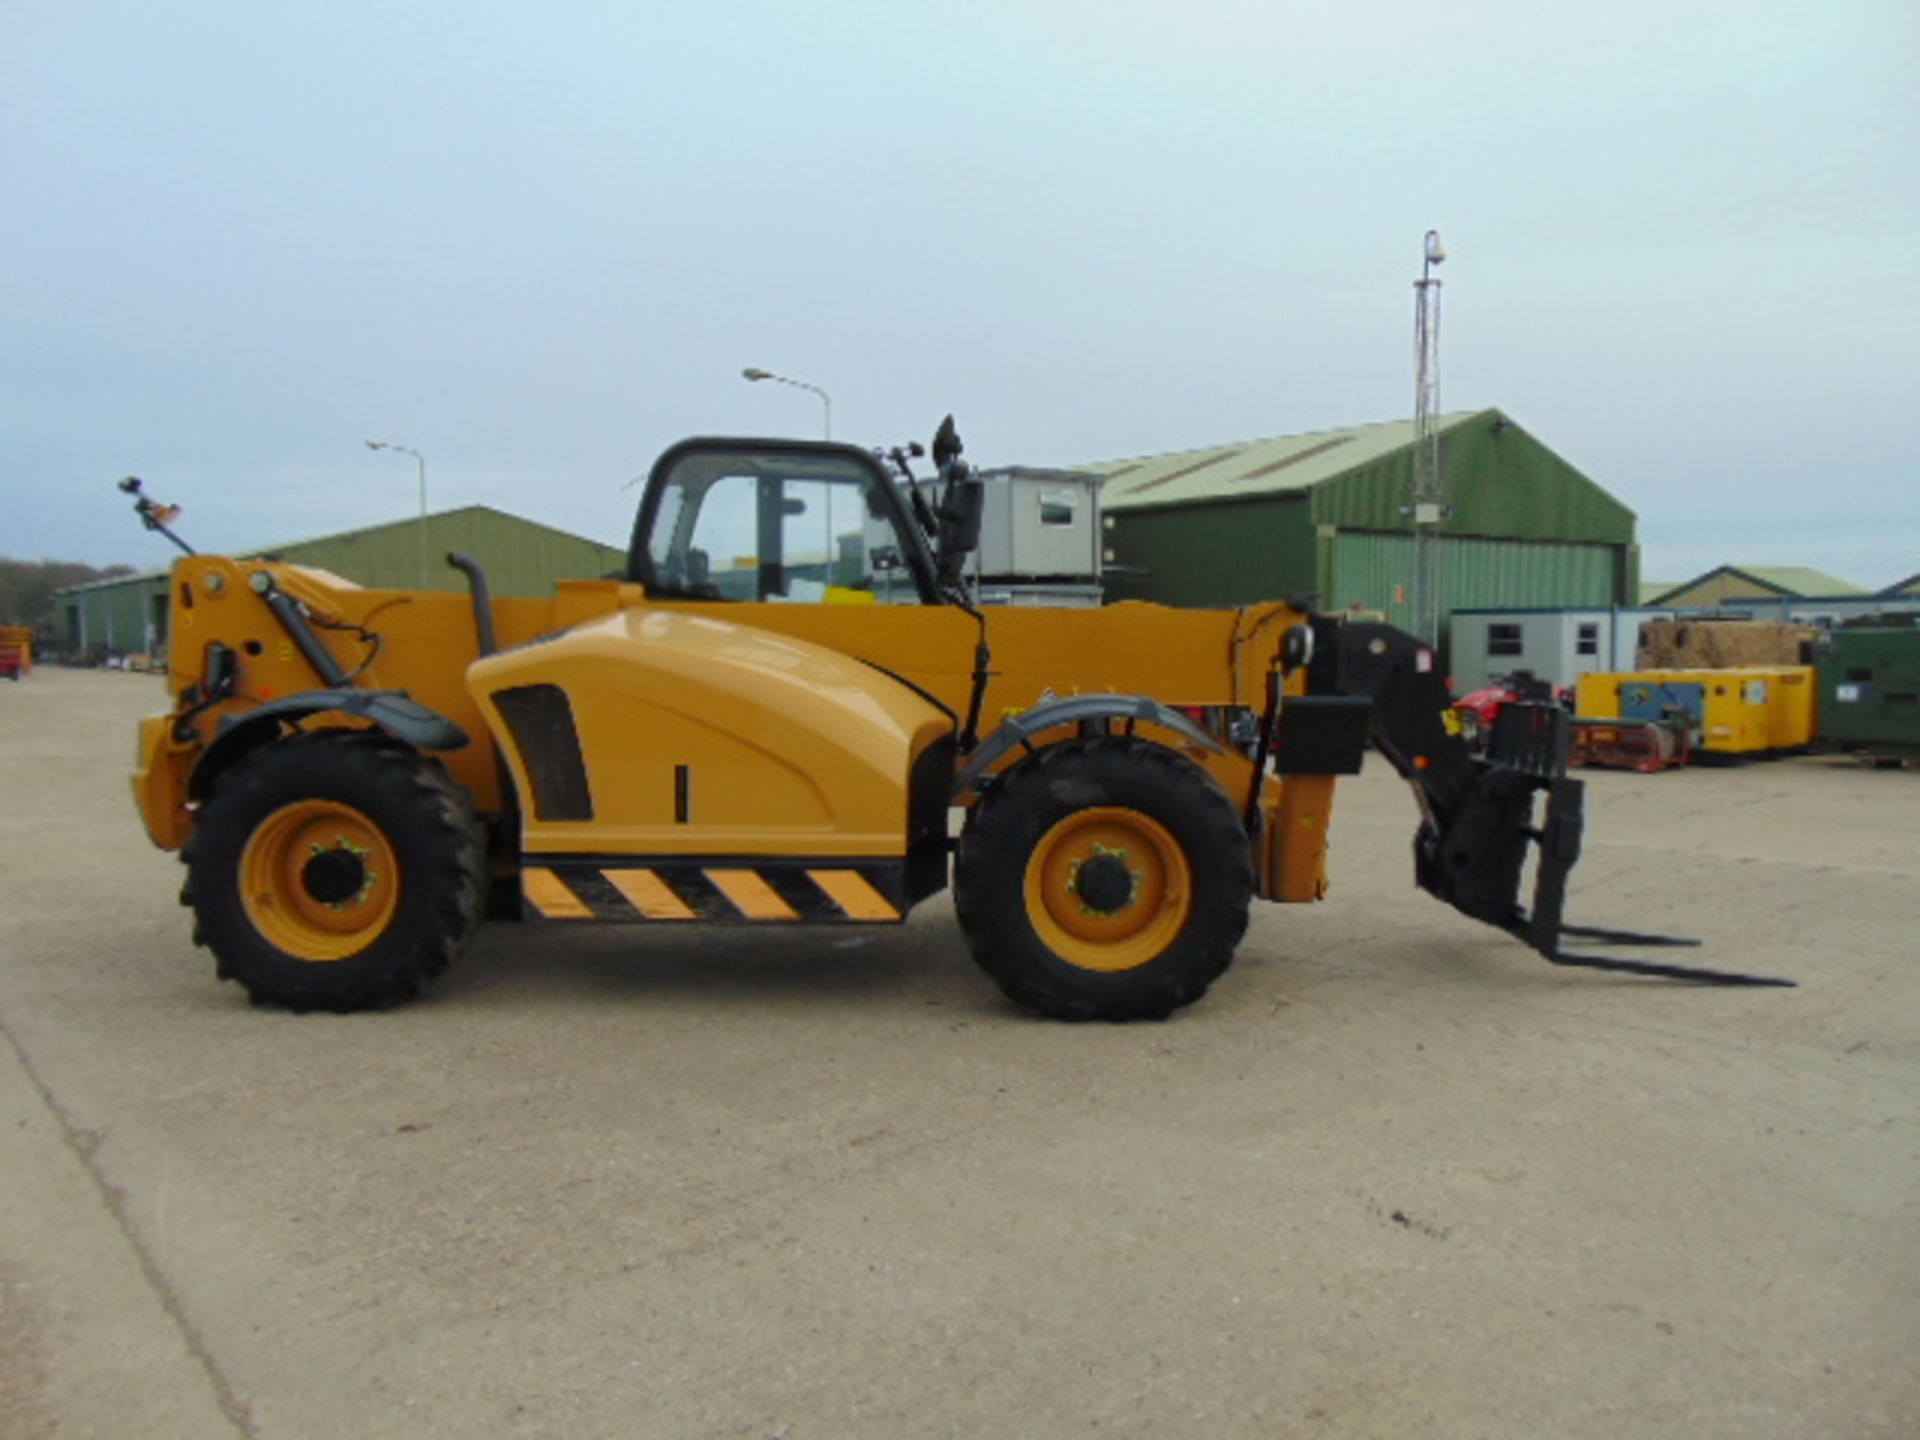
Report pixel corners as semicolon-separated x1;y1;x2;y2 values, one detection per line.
1083;409;1639;629
250;504;627;595
55;506;625;662
54;567;172;660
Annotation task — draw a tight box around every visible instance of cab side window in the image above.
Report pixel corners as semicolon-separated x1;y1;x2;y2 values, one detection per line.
646;452;918;604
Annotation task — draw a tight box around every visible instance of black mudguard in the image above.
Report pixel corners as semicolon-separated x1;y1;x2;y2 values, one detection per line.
951;693;1225;799
191;690;468;801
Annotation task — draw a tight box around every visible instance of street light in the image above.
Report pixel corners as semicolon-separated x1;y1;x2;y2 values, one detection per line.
741;367;832;439
365;439;428;588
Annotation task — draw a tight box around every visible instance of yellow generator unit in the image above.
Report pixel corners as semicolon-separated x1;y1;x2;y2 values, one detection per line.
1578;668;1807;756
1574;671;1625;721
120;424;1785;1022
1759;666;1818;750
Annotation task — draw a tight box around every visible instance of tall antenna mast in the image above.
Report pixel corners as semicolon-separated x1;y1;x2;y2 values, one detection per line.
1411;229;1446;647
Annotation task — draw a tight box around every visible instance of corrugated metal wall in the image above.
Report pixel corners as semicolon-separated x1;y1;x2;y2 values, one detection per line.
65;574;171;655
1330;532;1619;623
271;508;626;595
1103;497;1318;608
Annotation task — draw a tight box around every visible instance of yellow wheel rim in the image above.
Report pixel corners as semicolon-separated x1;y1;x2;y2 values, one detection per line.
240;799;399;962
1022;806;1191;973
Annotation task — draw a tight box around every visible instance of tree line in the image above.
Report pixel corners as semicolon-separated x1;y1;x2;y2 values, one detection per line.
0;557;136;629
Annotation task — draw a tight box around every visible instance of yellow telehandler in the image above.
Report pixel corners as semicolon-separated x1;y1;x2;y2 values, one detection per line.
124;420;1783;1018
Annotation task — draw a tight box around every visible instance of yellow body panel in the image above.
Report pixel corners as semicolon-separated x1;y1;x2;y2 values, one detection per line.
1269;775;1337;901
131;714;193;850
136;557;636;836
660;598;1305;723
636;597;1301;824
467;608;952;859
134;552;1330;906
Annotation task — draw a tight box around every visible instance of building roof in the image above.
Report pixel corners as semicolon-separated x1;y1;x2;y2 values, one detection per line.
1882;571;1920;596
1080;411;1490;512
54;505;624;598
52;566;170;596
1735;565;1867;595
243;504;620;560
1647;564;1868;605
1638;581;1678;605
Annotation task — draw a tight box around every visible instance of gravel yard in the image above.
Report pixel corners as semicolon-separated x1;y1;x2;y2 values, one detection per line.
2;667;1915;1439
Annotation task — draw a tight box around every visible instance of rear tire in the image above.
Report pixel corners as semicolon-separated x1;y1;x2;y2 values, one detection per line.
954;738;1253;1021
183;731;485;1012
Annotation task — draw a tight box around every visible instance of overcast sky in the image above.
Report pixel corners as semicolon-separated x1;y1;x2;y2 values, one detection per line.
5;1;1916;587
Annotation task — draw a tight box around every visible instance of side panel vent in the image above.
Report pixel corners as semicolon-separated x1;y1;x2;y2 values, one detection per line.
905;733;955;903
493;684;593;821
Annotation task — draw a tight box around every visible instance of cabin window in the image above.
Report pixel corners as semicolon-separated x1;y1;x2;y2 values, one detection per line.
644;450;906;603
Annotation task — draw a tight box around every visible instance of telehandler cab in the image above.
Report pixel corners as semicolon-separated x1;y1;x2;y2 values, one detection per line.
125;420;1785;1019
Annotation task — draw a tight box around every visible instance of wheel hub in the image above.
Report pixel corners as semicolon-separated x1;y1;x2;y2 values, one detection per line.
240;799;400;962
1021;807;1191;974
301;840;374;909
1069;846;1139;916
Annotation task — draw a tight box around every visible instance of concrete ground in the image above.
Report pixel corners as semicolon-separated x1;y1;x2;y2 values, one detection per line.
1;667;1915;1439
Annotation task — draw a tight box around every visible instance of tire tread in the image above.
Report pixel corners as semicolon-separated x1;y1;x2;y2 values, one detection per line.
954;737;1253;1021
182;730;484;1011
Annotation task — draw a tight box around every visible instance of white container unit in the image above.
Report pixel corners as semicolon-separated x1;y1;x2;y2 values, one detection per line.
1447;608;1673;692
971;467;1104;580
875;468;1104;583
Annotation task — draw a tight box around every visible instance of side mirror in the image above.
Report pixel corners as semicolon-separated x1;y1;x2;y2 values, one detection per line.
937;475;984;582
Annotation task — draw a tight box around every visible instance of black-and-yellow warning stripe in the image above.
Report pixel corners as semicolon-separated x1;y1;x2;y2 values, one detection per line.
521;857;907;924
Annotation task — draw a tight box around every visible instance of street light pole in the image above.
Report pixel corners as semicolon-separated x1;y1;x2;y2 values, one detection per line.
741;367;832;439
365;439;429;588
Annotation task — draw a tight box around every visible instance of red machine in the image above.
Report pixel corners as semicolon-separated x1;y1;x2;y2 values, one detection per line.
1452;671;1568;750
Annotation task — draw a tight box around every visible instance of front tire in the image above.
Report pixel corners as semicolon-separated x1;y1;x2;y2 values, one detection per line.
184;732;485;1011
954;738;1253;1021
